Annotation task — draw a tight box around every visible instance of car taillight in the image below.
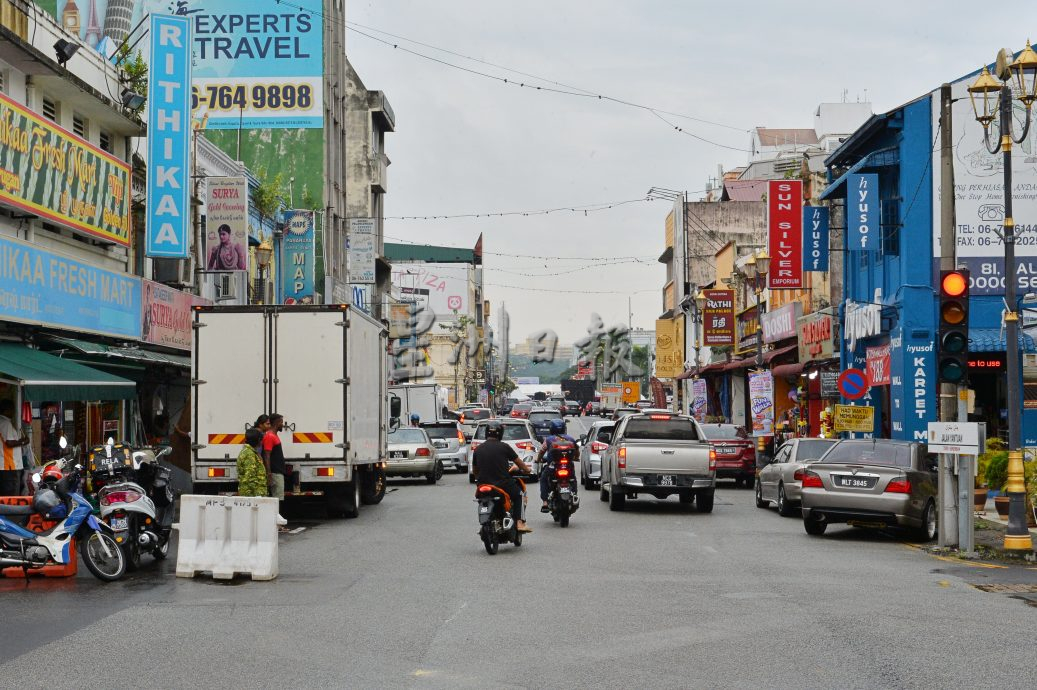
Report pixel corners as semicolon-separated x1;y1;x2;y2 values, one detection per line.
457;431;466;444
510;411;518;417
207;468;226;478
709;448;716;472
460;414;466;423
416;447;431;457
515;441;534;451
801;471;823;489
793;469;805;481
885;478;911;494
100;490;143;506
591;441;608;453
618;447;627;469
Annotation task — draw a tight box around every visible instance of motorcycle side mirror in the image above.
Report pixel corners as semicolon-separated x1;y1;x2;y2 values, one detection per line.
156;446;172;459
32;472;41;485
59;436;68;450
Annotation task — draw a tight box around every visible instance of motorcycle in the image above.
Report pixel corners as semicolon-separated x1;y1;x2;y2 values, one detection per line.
89;439;174;570
545;440;580;527
475;473;526;555
0;438;126;581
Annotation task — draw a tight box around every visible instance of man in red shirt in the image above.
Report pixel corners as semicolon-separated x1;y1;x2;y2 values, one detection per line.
263;413;289;528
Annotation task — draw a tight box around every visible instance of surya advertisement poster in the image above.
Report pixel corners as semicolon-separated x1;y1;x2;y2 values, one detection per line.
748;370;774;437
702;289;735;346
767;180;803;289
142;280;211;350
204;177;249;271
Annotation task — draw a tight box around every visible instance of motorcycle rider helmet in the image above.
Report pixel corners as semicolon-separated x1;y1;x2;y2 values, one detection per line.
42;465;63;483
549;419;565;435
409;412;420;424
485;420;504;440
31;488;63;518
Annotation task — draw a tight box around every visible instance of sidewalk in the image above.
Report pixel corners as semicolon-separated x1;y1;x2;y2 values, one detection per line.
959;497;1037;563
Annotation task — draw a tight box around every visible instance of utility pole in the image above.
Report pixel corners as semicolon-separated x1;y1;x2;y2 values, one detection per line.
937;82;960;548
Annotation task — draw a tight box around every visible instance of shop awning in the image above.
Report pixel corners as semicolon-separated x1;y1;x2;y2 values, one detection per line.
771;362;805;379
724;358;753;370
968;328;1037;354
763;344;799;363
45;337;191;369
0;344;136;402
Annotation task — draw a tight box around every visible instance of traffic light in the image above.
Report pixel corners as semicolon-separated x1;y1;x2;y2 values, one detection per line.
938;269;970;384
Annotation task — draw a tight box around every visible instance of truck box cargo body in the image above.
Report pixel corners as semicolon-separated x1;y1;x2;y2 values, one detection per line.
388;383;442;423
191;305;387;517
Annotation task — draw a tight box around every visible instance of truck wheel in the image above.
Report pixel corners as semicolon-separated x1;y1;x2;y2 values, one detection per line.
678;490;694;504
360;467;386;505
327;480;360;519
608;486;626;511
696;490;714;513
599;485;609;502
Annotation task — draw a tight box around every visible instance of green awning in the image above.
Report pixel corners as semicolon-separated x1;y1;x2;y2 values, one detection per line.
45;337;191;369
0;344;137;402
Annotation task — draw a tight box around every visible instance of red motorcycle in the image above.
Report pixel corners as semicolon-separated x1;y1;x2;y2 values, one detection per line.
545;441;580;527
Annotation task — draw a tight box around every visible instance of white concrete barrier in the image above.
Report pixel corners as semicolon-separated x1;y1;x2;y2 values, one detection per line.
175;495;279;581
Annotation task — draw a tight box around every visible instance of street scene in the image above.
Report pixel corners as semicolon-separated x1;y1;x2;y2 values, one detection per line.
3;0;1037;688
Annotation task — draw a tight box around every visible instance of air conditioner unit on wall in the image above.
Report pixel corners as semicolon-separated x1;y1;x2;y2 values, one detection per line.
215;273;236;301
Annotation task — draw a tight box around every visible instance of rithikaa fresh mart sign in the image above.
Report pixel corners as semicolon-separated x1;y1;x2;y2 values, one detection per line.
0;92;130;246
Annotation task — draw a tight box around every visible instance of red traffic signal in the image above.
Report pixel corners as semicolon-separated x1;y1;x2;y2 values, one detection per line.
938;269;970;385
941;271;968;298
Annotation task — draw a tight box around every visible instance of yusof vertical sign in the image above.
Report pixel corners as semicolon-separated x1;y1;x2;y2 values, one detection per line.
768;179;803;288
848;173;879;252
802;205;829;272
146;15;192;259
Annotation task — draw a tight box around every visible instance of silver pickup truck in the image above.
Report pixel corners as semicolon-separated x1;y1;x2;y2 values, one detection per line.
599;412;715;512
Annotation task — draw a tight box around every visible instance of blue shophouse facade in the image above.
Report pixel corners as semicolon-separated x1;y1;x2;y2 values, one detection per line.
821;80;1037;446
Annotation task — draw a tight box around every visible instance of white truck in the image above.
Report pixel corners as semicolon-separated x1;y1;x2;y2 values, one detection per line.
191;305;395;518
388;382;443;423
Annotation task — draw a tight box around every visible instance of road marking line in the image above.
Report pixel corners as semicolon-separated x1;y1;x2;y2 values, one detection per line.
444;600;468;624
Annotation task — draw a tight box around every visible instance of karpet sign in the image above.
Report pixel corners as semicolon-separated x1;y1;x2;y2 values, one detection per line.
0;92;130;246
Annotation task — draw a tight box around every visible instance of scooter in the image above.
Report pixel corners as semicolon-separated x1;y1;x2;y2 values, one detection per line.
545;440;580;528
0;438;126;581
475;474;526;555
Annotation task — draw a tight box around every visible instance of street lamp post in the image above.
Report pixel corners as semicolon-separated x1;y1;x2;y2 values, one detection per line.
254;241;273;305
745;250;771;366
968;42;1037;551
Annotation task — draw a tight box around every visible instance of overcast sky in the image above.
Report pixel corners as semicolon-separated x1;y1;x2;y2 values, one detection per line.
346;1;1037;346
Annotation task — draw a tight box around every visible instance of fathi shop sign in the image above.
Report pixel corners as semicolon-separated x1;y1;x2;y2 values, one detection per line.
768;180;803;289
702;289;735;346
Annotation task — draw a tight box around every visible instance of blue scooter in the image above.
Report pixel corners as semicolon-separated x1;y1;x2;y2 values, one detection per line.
0;438;126;581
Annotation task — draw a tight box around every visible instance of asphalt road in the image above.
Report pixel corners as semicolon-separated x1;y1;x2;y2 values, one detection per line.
2;415;1036;689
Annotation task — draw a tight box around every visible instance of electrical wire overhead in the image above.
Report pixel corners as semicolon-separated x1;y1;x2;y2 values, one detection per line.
382;196;655;220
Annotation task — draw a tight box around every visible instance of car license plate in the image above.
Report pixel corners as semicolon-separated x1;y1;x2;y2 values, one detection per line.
660;475;675;486
479;505;490;513
389;450;406;459
109;517;128;531
433;441;448;449
834;474;876;489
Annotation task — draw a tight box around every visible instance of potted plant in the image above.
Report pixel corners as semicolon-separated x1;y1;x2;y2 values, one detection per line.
984;451;1010;518
1024;460;1037;528
974;438;1005;511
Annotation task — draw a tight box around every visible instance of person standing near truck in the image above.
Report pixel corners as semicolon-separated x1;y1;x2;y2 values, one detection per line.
263;413;289;528
236;427;268;497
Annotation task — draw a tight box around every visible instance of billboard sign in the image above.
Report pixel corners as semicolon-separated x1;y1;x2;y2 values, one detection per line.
0;235;140;339
761;300;802;344
654;318;683;378
137;0;324;129
866;343;891;386
702;289;735;346
142;280;211;350
146;14;192;258
767;180;803;288
803;206;829;272
391;263;470;320
347;218;376;284
204;177;249;271
748;370;774;436
848;173;879;252
281;210;315;304
0;92;130;246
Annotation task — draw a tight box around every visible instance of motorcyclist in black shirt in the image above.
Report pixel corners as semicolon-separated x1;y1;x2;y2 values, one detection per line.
473;421;533;533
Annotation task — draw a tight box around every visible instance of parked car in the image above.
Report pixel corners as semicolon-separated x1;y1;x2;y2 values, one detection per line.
458;407;493;439
800;439;938;540
611;407;641;422
420;420;468;474
386;427;442;484
468;419;541;482
510;402;533;419
698;423;756;487
528;409;565;441
599;412;715;511
755;437;837;516
579;421;614;489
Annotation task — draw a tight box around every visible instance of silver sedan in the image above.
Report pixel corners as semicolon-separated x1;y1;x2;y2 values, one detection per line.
579;420;614;489
386;427;442;484
755;438;837;516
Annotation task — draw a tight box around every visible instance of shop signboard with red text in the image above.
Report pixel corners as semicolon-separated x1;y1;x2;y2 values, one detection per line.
142;280;212;350
797;311;837;363
702;289;735;346
768;179;803;289
866;343;891;386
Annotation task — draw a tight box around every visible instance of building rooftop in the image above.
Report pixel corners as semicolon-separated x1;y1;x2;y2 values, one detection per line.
385;242;477;264
755;128;818;147
721;179;769;202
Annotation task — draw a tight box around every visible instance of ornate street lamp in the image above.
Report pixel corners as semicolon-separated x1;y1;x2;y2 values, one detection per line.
751;250;770;366
254;241;273;305
967;42;1037;551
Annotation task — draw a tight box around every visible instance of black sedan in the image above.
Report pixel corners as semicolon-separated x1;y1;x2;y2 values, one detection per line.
528;409;565;441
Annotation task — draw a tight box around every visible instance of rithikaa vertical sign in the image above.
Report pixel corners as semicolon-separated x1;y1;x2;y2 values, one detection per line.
767;180;803;288
146;15;192;259
848;173;879;252
802;206;829;272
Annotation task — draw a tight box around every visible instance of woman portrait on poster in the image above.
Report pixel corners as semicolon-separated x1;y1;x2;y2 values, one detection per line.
206;224;247;270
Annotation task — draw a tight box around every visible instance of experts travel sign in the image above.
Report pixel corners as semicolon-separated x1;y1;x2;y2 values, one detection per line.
0;235;140;339
0;92;129;246
144;0;325;129
146;15;193;259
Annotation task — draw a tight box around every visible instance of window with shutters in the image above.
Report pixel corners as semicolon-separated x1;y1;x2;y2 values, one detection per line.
42;97;57;121
99;130;113;153
72;113;87;138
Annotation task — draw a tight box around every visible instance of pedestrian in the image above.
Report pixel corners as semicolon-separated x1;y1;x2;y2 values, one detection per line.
0;399;29;496
263;413;290;528
236;427;268;498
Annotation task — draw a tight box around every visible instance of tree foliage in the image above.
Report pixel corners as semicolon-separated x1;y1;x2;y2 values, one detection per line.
117;47;148;114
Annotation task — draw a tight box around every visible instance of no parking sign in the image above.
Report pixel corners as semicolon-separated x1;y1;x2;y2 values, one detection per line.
837;368;869;401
